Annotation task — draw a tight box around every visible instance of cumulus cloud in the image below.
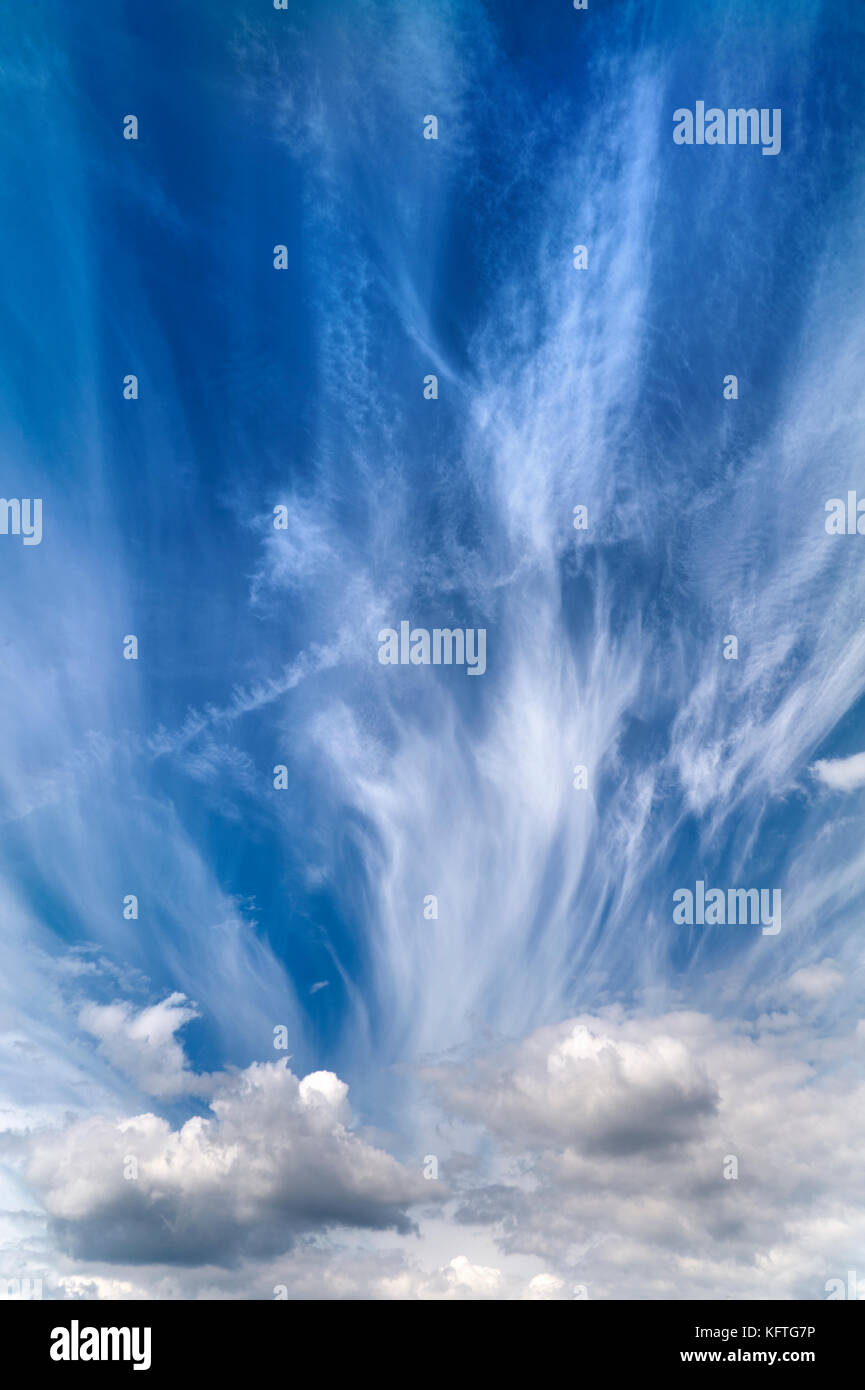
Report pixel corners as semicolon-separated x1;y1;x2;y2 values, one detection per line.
428;1010;865;1299
9;1004;865;1300
786;962;844;1000
24;1061;437;1266
428;1016;717;1156
522;1272;568;1300
811;752;865;792
444;1254;502;1295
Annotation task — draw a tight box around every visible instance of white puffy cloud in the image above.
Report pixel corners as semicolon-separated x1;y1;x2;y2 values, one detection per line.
445;1254;502;1294
427;1016;717;1156
786;962;844;1000
9;1004;865;1300
522;1272;567;1300
431;1009;865;1300
811;752;865;792
23;1060;436;1265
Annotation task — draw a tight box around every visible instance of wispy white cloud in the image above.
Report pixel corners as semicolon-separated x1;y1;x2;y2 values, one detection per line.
78;993;206;1100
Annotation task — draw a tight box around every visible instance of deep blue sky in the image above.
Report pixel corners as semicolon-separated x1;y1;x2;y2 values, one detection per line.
1;0;865;1300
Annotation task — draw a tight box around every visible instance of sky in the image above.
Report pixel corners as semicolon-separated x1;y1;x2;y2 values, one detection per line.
1;0;864;1301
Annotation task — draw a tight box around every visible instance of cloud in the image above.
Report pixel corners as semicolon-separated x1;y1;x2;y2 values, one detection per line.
811;753;865;792
444;1254;502;1295
785;962;844;1000
427;1016;717;1157
425;1009;865;1299
522;1272;568;1300
24;1061;437;1266
78;994;204;1100
11;1001;865;1298
2;0;864;1304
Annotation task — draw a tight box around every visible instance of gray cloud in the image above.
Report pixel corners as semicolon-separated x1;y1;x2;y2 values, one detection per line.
427;1015;718;1158
424;1009;865;1299
24;1062;438;1266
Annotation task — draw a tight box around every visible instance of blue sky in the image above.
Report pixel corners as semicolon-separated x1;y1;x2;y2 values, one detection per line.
1;0;865;1300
